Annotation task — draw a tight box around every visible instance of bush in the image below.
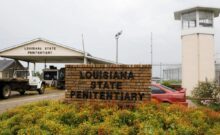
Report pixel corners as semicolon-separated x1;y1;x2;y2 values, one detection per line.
0;101;220;134
192;81;220;111
192;81;220;100
162;80;181;90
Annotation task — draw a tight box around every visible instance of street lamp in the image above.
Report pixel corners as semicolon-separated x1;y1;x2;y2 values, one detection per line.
115;31;122;64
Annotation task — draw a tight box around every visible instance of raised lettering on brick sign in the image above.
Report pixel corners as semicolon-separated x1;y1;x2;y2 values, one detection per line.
65;65;151;105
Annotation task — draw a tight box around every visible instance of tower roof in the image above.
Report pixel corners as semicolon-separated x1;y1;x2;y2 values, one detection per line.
174;6;220;20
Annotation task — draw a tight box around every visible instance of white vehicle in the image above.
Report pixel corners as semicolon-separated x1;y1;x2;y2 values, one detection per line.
0;70;46;99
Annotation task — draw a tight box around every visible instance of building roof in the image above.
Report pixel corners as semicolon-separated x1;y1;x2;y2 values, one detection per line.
174;6;220;20
0;38;115;64
0;60;15;71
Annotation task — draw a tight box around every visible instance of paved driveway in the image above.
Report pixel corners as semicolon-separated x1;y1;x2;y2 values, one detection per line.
0;89;65;114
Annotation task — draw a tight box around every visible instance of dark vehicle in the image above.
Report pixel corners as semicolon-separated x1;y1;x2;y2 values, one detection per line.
57;68;65;89
43;67;65;89
43;69;58;87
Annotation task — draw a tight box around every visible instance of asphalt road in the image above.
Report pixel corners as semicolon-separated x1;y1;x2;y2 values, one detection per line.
0;90;196;114
0;89;65;114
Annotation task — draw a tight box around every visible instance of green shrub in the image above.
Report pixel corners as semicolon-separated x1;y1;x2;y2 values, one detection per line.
0;101;220;134
192;81;220;111
162;80;181;90
112;110;136;126
76;122;93;135
60;111;78;126
162;80;172;87
208;103;220;111
192;81;220;99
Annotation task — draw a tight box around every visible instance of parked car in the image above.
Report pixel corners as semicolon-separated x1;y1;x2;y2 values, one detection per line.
151;83;188;106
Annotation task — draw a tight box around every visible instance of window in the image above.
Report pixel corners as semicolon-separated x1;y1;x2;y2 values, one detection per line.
44;71;58;80
15;70;29;79
151;86;166;94
182;12;197;29
199;11;213;27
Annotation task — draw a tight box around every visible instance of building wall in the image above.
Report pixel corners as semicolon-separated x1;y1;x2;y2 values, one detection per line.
182;34;215;95
182;34;199;95
199;34;215;81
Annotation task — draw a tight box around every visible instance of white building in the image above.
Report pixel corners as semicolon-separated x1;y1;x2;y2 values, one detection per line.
174;7;220;96
163;67;181;81
0;38;115;71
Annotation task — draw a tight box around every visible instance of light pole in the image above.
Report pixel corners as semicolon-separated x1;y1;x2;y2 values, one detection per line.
150;32;153;65
115;31;122;64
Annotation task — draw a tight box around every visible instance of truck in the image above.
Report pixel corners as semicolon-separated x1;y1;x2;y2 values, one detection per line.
0;70;46;99
57;67;65;89
42;66;65;89
43;68;59;87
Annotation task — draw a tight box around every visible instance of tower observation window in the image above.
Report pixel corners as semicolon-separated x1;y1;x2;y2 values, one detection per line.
199;11;213;27
182;12;197;29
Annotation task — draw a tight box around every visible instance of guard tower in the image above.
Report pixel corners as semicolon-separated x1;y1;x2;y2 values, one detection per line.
174;7;220;96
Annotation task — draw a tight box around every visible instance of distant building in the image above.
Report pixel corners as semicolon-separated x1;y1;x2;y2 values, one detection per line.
152;77;161;83
0;59;24;78
163;67;181;81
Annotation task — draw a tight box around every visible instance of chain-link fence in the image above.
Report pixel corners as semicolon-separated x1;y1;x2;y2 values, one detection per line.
154;63;220;85
215;64;220;86
152;64;181;83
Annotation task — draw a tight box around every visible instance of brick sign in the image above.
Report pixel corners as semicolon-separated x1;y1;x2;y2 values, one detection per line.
65;65;151;105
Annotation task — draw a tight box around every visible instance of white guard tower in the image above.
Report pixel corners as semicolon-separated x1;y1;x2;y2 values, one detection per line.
174;7;220;96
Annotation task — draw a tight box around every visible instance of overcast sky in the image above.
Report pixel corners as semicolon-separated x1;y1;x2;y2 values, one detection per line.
0;0;220;65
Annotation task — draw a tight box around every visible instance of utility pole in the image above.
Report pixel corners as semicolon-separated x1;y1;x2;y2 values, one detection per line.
160;62;162;83
116;38;118;64
82;34;85;53
82;34;87;64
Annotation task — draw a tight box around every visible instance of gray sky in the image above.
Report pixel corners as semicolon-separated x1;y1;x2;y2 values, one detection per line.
0;0;220;65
